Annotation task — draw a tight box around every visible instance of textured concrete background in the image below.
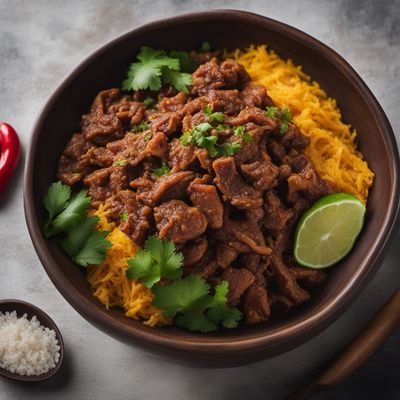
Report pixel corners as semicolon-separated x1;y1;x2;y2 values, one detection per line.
0;0;399;399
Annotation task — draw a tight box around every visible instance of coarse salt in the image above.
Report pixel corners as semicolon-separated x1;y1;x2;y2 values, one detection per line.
0;310;60;376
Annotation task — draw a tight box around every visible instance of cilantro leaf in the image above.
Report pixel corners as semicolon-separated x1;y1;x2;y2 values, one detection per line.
233;125;245;136
122;47;179;91
169;51;198;73
207;282;242;329
233;125;253;144
120;211;128;222
43;182;112;267
153;163;170;177
45;190;90;237
279;107;293;134
265;106;279;118
281;107;293;122
280;123;289;134
126;235;183;287
162;68;192;93
152;276;242;332
122;46;193;93
43;181;71;224
61;215;111;267
176;311;217;333
203;105;224;123
126;248;160;287
265;106;293;134
152;275;212;317
131;122;148;133
215;142;241;157
216;124;229;132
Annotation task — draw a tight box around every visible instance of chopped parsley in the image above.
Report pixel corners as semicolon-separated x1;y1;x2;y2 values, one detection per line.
153;163;170;177
122;46;193;93
114;159;128;167
203;105;224;123
131;122;148;133
233;125;253;144
265;106;293;134
120;211;128;222
216;124;229;132
126;235;183;288
144;132;152;141
43;182;111;267
180;123;241;158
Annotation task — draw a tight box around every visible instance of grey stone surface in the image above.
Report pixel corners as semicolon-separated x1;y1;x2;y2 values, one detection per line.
0;0;399;399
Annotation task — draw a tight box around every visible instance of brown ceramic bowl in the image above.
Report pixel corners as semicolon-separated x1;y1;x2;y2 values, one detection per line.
0;300;64;381
24;10;400;366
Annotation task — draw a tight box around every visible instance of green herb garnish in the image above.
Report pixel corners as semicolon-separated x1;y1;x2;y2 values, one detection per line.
144;132;152;141
61;215;111;267
126;235;242;332
143;97;155;107
233;125;253;144
153;163;170;177
216;124;229;132
131;122;148;133
198;41;211;52
43;182;111;266
120;211;128;222
180;123;241;158
265;106;293;134
126;235;183;288
162;68;193;93
44;188;90;237
169;51;197;73
265;106;279;118
152;277;242;333
204;105;224;123
114;159;128;167
122;46;193;93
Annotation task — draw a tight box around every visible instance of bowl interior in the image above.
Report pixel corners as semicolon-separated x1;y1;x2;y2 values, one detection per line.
0;300;64;381
24;11;399;364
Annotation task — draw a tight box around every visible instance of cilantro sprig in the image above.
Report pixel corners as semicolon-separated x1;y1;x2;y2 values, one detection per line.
43;182;111;267
265;106;293;134
152;276;242;332
180;122;241;158
126;235;183;287
122;47;193;93
126;235;242;332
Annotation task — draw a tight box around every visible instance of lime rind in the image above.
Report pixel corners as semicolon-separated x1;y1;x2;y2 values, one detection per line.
294;193;366;269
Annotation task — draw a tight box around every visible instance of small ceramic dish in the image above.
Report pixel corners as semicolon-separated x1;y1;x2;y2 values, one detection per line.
0;299;64;382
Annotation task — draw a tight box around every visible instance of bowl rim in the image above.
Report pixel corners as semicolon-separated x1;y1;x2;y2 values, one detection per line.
0;299;64;382
24;9;400;355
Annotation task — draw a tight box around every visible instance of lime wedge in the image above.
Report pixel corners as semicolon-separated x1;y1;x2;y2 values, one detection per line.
294;193;366;269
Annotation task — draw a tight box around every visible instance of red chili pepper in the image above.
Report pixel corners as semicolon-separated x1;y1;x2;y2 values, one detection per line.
0;123;21;193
